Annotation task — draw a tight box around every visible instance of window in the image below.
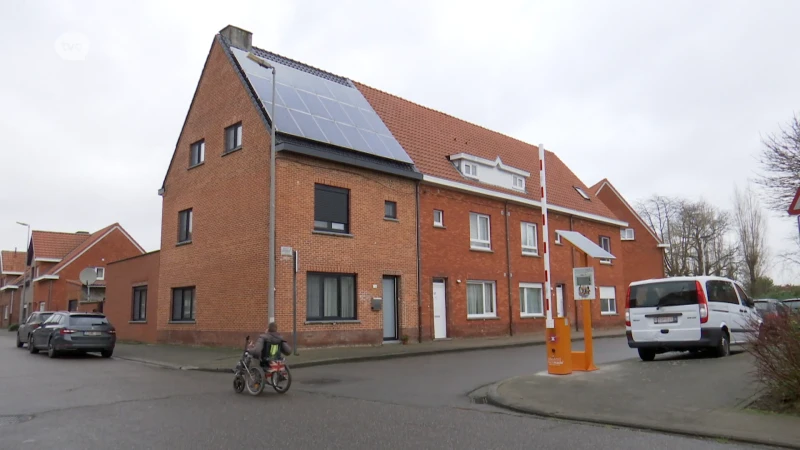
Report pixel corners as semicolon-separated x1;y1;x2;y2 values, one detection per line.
469;213;491;250
433;209;444;227
512;175;525;191
307;273;356;321
599;236;611;264
95;267;105;280
706;280;738;305
467;281;496;318
224;122;242;153
734;284;752;306
132;286;147;321
462;162;478;178
630;281;698;308
600;286;616;315
178;209;193;243
171;287;196;321
314;184;350;233
555;232;562;245
621;228;635;241
68;300;77;311
520;283;544;317
190;140;205;166
574;186;591;200
70;315;109;326
521;222;539;255
384;201;397;219
39;302;45;312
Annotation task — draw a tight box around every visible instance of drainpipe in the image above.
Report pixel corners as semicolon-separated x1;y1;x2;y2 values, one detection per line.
415;182;422;343
570;216;578;331
504;201;513;336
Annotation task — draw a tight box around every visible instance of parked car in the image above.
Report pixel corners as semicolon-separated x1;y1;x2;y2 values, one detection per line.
781;298;800;312
28;312;116;358
753;298;789;319
625;276;760;361
15;311;54;348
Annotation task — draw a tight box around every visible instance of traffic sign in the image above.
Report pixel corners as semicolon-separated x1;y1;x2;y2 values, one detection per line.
789;187;800;215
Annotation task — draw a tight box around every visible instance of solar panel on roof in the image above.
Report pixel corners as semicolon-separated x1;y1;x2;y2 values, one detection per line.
230;47;413;164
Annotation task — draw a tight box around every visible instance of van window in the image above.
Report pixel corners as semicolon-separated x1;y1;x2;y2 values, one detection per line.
706;281;738;305
630;281;698;308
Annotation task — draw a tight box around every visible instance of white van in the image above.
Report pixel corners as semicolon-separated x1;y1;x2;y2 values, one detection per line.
625;276;760;361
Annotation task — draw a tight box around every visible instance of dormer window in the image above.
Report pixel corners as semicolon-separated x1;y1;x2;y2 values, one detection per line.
462;162;478;178
512;175;525;191
574;186;590;200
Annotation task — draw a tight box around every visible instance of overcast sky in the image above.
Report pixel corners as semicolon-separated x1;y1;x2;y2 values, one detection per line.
2;1;798;283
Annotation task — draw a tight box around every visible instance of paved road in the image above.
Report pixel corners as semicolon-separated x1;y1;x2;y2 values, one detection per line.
0;333;765;450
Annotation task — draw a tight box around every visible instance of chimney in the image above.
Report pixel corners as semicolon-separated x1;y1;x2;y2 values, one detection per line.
220;25;252;52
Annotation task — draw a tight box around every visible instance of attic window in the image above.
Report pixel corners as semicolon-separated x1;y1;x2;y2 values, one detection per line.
512;175;525;191
462;162;478;178
574;186;591;200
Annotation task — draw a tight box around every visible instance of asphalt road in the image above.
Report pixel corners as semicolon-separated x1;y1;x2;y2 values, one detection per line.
0;333;766;450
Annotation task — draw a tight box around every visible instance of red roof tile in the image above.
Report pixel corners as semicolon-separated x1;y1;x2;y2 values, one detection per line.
31;231;91;260
356;83;619;222
0;250;26;274
46;223;144;276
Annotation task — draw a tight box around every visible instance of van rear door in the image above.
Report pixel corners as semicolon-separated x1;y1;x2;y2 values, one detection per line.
629;280;702;343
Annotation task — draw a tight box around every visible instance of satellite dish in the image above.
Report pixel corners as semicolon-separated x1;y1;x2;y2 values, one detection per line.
79;267;97;286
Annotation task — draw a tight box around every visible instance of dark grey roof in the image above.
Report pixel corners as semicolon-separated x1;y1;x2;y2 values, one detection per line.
250;46;351;87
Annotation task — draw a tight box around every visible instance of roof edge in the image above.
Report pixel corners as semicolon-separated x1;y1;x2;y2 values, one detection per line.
595;179;663;244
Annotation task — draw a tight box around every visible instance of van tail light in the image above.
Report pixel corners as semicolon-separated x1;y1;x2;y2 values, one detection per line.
625;286;632;327
59;328;75;335
696;281;709;324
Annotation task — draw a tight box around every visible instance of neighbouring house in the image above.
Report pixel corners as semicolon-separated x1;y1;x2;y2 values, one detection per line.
126;25;664;348
590;178;667;289
0;250;25;327
17;224;145;316
104;251;160;343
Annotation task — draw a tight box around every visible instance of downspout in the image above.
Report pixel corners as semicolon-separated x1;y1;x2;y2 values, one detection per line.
504;201;513;336
415;181;422;343
571;216;578;331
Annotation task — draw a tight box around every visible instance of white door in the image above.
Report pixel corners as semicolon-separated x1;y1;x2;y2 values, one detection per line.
433;281;447;339
556;285;565;318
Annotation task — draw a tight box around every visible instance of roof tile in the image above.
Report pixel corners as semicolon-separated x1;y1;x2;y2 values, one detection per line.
31;231;91;260
0;250;26;273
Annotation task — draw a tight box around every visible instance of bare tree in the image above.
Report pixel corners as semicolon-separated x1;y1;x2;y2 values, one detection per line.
756;114;800;212
732;184;769;295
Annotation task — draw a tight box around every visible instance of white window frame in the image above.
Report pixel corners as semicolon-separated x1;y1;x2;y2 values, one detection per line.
521;222;539;256
600;286;617;315
621;228;635;241
462;162;478;178
190;140;205;166
574;186;590;200
555;232;562;245
433;209;444;227
599;236;612;264
512;175;525;191
39;302;45;312
520;282;545;317
95;267;105;280
469;213;491;250
466;280;496;318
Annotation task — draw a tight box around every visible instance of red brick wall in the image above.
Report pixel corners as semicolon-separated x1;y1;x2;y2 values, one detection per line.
419;185;626;341
157;37;419;347
105;251;160;343
596;184;665;289
0;287;19;327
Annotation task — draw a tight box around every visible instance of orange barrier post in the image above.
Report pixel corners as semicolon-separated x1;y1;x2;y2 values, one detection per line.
571;252;598;372
546;317;573;375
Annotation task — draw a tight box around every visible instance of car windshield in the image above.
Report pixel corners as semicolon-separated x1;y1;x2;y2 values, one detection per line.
755;302;774;313
37;313;53;321
629;281;698;308
69;315;109;326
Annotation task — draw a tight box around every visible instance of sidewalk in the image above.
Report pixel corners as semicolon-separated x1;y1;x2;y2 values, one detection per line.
112;327;625;372
487;352;800;449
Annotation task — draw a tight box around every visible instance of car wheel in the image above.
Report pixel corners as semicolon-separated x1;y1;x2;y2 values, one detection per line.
47;340;58;359
100;349;113;359
638;349;656;362
28;336;39;354
16;333;23;348
716;331;730;358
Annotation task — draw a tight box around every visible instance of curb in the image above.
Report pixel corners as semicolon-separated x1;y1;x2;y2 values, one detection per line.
115;332;625;372
486;378;799;450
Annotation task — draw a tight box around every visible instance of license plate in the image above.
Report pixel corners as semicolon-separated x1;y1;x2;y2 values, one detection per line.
654;316;677;324
84;331;102;336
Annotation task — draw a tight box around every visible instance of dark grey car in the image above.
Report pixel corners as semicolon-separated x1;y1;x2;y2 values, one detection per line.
15;311;54;348
28;312;116;358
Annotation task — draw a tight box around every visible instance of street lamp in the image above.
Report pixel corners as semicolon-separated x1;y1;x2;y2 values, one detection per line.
16;222;30;322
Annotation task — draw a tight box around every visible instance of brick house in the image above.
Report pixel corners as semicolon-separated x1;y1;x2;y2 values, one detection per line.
590;178;667;289
17;224;144;317
0;250;25;327
359;85;633;339
154;26;421;347
104;251;160;343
